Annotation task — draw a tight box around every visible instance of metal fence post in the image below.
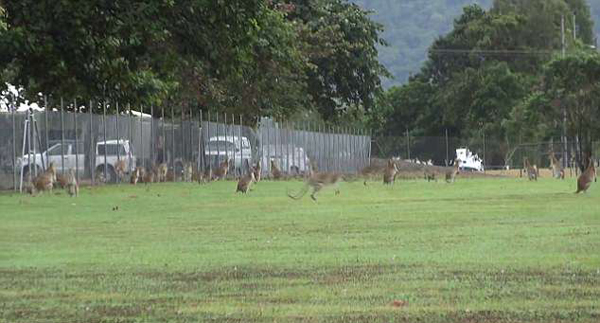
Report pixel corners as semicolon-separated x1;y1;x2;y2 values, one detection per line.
44;96;49;162
11;102;16;191
74;99;79;182
90;100;95;185
239;114;243;176
60;98;65;175
171;106;175;180
102;99;107;181
140;104;144;170
445;128;449;166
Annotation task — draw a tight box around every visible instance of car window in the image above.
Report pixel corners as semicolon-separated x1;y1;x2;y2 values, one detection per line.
47;144;68;156
207;141;235;150
98;144;126;156
73;142;85;154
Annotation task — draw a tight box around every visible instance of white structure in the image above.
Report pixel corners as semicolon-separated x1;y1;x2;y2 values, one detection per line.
456;147;484;172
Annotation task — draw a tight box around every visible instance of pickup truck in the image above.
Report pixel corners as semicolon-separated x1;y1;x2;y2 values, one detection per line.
16;139;136;182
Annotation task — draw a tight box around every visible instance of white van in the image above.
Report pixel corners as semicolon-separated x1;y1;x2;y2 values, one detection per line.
204;136;252;170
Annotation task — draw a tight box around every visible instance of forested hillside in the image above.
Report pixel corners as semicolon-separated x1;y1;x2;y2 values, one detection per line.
352;0;600;87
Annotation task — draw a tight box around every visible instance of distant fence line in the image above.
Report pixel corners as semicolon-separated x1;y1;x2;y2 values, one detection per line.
0;101;371;191
372;131;599;172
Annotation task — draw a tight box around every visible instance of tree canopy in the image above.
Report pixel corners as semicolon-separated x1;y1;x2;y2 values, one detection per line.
0;0;388;122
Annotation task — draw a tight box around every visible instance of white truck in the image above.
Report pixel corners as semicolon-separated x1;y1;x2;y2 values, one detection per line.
16;139;136;182
456;147;484;172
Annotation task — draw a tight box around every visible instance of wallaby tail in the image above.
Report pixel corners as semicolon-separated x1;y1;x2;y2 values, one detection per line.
287;184;309;200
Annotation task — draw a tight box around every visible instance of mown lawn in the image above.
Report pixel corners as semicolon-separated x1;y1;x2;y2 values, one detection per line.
0;177;599;322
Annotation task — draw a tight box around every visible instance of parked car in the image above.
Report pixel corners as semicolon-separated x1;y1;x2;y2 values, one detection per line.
261;144;311;175
16;139;136;182
203;136;252;171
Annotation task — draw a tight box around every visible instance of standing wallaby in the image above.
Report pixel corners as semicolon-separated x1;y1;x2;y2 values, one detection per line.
576;157;596;194
549;151;565;180
445;159;461;183
287;172;342;201
66;169;79;197
55;173;69;189
383;159;398;185
271;160;283;180
236;170;256;194
253;160;262;183
32;170;54;194
213;158;230;180
130;167;140;185
523;157;538;181
115;159;127;182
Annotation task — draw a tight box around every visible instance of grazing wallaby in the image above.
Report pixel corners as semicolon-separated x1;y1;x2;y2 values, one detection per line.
287;172;342;201
271;160;283;180
523;157;538;181
383;159;398;185
130;167;141;185
445;159;461;183
549;151;565;180
115;159;127;182
66;169;79;197
424;169;436;182
213;158;230;180
236;169;256;194
253;161;262;183
576;156;596;194
143;168;155;184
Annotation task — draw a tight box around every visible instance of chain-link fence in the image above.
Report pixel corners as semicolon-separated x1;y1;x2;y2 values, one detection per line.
0;101;371;191
372;131;598;174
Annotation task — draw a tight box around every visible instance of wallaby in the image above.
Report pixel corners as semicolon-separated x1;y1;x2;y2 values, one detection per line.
183;163;193;182
130;167;140;185
576;156;596;194
115;159;127;182
523;157;538;181
143;168;155;184
424;169;436;182
253;160;262;183
271;160;283;180
55;173;69;189
445;159;461;183
287;172;342;201
66;168;79;197
157;163;168;182
383;159;398;185
32;170;54;194
236;167;256;194
549;151;565;180
213;158;230;180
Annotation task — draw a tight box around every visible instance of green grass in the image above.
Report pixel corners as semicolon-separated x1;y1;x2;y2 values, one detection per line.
1;178;599;322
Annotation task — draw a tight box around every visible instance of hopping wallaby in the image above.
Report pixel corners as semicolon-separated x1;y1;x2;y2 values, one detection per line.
213;158;230;180
445;159;461;183
66;169;79;197
287;172;342;201
523;157;538;181
271;160;283;180
383;159;398;185
576;156;596;194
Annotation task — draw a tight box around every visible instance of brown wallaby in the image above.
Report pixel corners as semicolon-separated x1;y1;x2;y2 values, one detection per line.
213;158;230;180
115;159;127;182
66;169;79;197
576;157;596;194
253;160;262;183
424;169;436;182
383;159;398;185
523;157;538;181
130;167;141;185
548;151;565;180
271;160;283;180
287;172;342;201
236;169;256;194
445;159;461;183
157;163;168;182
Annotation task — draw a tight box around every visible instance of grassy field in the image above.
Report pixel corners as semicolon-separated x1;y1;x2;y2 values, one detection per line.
1;177;599;322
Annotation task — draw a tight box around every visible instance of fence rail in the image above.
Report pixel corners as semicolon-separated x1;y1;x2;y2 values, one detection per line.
0;102;371;190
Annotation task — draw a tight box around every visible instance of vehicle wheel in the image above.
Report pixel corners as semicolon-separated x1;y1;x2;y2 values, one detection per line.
96;165;117;183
